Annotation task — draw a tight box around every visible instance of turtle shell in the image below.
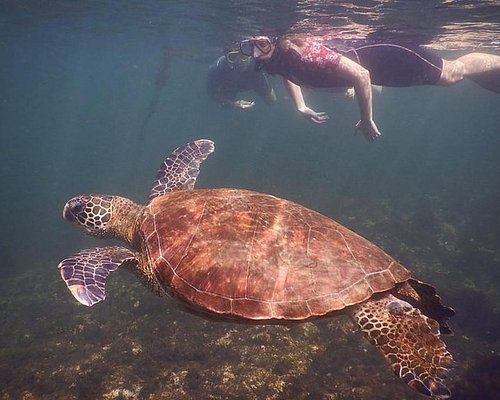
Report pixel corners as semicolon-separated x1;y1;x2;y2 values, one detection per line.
139;188;410;320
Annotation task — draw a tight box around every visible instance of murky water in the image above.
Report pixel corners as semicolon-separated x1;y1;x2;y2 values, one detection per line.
1;1;499;399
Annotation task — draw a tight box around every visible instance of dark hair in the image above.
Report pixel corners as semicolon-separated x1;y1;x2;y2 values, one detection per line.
277;34;311;50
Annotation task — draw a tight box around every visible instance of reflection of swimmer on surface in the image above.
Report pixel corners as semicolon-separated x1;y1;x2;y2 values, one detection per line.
207;46;276;110
240;35;500;142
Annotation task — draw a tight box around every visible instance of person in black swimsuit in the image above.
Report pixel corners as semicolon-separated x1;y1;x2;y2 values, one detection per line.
207;46;276;110
240;35;500;142
336;40;444;87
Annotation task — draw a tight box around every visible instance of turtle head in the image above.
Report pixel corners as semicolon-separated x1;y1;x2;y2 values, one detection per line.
63;195;116;238
63;194;143;244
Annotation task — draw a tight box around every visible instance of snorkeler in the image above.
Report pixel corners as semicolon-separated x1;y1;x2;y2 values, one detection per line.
240;35;500;142
207;45;276;110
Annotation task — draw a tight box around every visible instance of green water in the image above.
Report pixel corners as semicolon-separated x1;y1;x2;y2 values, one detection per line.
1;1;499;399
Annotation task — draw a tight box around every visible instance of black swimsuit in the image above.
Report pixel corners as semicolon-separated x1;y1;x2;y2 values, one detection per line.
339;41;443;86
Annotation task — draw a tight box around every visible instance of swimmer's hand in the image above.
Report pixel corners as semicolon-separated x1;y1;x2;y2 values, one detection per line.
355;119;382;142
299;107;329;124
233;100;255;109
345;88;355;98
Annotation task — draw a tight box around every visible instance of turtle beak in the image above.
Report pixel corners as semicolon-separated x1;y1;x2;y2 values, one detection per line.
63;197;86;223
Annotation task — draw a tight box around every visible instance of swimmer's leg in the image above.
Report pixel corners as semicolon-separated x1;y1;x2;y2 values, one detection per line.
440;53;500;93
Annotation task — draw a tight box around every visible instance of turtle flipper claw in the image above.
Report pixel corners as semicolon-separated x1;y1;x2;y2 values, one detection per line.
351;294;454;398
58;246;138;306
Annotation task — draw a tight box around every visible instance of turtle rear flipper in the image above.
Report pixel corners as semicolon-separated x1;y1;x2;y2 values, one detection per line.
350;294;454;398
58;246;138;306
396;279;455;335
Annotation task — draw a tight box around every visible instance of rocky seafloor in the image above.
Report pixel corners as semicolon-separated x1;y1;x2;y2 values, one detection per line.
1;195;499;400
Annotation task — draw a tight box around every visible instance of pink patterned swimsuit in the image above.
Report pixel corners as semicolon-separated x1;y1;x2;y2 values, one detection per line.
302;41;341;66
263;41;349;88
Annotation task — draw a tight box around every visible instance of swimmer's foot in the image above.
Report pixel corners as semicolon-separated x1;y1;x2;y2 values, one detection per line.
355;119;382;142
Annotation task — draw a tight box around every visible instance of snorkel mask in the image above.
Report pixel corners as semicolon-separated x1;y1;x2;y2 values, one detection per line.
240;36;278;58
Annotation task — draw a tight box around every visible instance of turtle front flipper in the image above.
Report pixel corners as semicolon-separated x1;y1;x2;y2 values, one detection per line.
149;139;215;201
58;246;139;306
350;294;454;398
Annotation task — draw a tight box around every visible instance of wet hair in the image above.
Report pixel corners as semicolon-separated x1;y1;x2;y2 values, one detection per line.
278;34;310;50
274;34;309;59
259;35;305;76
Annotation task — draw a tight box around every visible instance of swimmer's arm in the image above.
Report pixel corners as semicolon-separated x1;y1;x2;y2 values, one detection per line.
283;79;329;124
284;79;306;109
336;57;372;122
336;56;381;141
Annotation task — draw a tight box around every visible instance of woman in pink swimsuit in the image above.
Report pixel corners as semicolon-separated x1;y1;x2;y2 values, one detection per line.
240;35;500;142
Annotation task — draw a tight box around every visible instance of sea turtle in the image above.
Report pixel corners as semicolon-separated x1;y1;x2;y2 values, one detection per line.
59;139;455;398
